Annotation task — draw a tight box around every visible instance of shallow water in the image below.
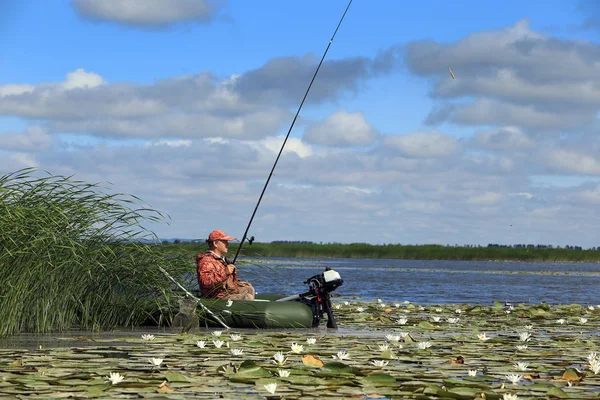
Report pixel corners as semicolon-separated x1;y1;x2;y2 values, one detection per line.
241;257;600;305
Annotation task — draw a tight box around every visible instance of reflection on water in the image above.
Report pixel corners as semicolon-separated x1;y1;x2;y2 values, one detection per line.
240;257;600;305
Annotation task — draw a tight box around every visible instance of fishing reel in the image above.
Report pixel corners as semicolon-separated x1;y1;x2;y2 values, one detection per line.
304;267;343;295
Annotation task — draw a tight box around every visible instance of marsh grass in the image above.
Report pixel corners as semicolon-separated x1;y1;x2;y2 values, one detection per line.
0;169;189;336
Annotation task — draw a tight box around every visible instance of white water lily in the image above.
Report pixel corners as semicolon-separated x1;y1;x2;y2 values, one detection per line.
505;310;511;314
370;359;389;367
503;394;519;400
356;307;365;312
343;301;350;306
518;332;531;342
477;333;490;341
417;341;432;350
505;374;522;385
333;304;342;310
148;358;163;367
516;344;528;351
514;362;529;371
196;340;206;348
230;334;242;341
448;317;459;324
394;303;401;308
396;317;408;325
579;317;588;324
432;316;441;322
435;308;442;312
467;369;477;377
556;318;566;325
399;331;409;338
380;303;387;308
277;369;290;377
588;306;595;311
226;299;233;307
107;372;124;385
263;383;278;395
213;340;225;348
524;324;533;330
332;350;350;360
588;352;598;363
306;337;317;345
230;348;244;356
455;309;462;314
212;331;223;337
589;359;600;374
385;334;401;342
377;298;383;303
272;352;287;366
141;334;155;341
290;342;304;354
378;344;390;351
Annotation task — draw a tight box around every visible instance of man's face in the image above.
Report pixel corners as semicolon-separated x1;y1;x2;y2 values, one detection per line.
215;239;229;254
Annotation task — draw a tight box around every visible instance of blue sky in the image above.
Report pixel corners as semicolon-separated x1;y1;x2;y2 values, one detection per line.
1;0;600;247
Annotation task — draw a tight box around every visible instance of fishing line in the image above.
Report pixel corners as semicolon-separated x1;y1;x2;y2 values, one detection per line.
232;0;354;263
158;266;230;329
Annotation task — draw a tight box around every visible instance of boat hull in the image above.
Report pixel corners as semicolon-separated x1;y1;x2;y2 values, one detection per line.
196;294;316;329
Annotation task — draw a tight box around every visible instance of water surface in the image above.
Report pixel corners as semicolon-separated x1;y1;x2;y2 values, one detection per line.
242;257;600;305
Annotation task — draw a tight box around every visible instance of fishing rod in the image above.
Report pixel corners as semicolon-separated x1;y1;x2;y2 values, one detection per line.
158;266;230;329
232;0;353;264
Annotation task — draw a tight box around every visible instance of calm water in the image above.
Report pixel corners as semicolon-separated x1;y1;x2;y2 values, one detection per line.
241;257;600;305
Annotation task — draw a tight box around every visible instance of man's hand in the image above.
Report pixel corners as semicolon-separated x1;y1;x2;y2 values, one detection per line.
226;264;236;275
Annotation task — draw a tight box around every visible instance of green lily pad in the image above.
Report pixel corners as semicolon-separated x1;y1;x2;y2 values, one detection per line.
547;386;570;398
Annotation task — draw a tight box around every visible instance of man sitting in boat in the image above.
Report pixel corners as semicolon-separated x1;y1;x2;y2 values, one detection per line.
196;229;255;300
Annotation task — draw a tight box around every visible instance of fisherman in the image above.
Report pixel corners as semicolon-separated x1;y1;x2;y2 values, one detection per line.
196;229;255;300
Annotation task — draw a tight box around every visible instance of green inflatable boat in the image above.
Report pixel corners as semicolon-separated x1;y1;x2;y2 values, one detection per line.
173;268;344;330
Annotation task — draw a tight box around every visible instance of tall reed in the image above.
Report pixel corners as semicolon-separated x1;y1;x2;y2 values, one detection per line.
0;169;188;336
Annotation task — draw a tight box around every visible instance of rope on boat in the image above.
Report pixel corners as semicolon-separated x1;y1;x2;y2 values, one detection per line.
158;266;230;330
232;0;354;264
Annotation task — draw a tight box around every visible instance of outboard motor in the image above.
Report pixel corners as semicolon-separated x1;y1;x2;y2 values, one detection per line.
276;267;343;328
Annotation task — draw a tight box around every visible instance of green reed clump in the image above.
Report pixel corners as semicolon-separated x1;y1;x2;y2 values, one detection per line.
0;169;189;336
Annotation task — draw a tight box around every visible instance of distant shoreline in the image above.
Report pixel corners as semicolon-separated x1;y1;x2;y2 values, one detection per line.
157;242;600;263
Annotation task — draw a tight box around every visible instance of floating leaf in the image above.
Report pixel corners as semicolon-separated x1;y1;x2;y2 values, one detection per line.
236;360;271;377
417;321;435;329
163;372;188;382
156;380;175;393
561;368;585;382
301;354;324;367
546;386;569;398
363;373;397;386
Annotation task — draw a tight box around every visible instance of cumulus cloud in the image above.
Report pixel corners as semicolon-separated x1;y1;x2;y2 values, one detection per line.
303;110;378;147
0;126;53;152
381;130;458;158
404;19;600;132
545;149;600;175
71;0;226;27
0;49;398;140
472;126;535;151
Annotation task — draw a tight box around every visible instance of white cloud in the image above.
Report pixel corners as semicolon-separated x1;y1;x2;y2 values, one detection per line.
466;191;503;205
71;0;225;27
254;136;313;159
145;139;191;148
382;130;458;158
472;126;535;151
303;110;378;147
0;84;34;97
545;149;600;175
62;68;105;90
577;184;600;203
0;126;53;152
